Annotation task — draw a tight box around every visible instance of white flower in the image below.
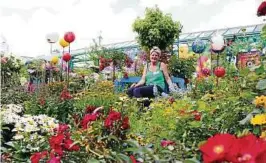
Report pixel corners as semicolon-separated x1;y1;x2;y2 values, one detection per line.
13;134;24;140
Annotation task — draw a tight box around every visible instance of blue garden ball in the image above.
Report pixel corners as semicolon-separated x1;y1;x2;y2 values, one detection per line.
192;39;206;54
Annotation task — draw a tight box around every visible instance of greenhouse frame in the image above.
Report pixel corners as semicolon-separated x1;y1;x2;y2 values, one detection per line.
54;23;265;66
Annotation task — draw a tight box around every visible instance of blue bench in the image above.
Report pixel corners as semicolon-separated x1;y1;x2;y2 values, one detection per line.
114;76;186;93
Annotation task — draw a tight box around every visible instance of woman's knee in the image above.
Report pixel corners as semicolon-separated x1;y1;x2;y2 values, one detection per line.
133;87;142;98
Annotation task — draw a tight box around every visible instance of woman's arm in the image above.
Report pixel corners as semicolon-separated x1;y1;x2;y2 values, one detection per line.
161;63;172;85
161;63;176;92
132;65;147;87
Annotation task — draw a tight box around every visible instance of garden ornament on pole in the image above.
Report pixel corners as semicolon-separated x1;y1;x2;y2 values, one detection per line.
46;32;59;83
211;33;226;86
59;38;69;81
257;0;266;21
63;31;75;87
62;52;72;86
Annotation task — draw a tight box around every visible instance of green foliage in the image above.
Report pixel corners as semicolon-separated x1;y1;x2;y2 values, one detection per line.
1;89;31;105
168;55;196;79
261;24;266;41
132;5;181;50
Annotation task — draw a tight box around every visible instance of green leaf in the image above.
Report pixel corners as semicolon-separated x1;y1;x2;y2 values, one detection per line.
87;159;100;163
117;153;130;162
123;147;140;152
253;125;261;135
189;121;201;128
197;100;206;111
184;158;201;163
108;135;119;142
255;65;265;75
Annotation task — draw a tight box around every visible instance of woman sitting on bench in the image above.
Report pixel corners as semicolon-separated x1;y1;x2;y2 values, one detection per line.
127;46;177;98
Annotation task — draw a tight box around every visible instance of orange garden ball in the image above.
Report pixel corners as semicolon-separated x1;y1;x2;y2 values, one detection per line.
64;32;75;43
63;53;71;62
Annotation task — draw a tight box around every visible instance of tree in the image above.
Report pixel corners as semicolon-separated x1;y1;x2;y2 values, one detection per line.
132;5;181;51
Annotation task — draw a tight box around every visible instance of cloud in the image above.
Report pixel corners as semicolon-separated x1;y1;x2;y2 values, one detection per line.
0;0;138;57
192;0;263;31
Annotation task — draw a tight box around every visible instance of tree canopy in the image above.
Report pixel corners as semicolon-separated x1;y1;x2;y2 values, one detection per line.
132;5;181;51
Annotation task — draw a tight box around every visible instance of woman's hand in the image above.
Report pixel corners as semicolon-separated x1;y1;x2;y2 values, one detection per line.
130;83;136;88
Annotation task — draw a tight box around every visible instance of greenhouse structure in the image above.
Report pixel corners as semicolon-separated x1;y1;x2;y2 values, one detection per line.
53;23;265;67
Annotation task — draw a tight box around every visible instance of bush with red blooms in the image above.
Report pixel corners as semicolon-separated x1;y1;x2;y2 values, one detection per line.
30;124;80;163
200;133;266;163
59;86;72;101
104;110;130;131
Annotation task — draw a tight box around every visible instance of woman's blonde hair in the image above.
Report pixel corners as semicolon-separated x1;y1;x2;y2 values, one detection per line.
150;46;161;56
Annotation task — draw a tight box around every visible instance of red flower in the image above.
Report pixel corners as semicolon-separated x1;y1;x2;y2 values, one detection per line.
200;133;236;163
30;151;48;163
60;87;72;101
190;110;202;121
121;116;130;130
104;110;121;129
229;134;266;163
54;124;69;134
161;140;176;147
39;97;45;106
256;149;266;163
85;105;97;113
49;134;65;156
81;113;98;129
48;156;61;163
63;139;80;151
169;97;175;104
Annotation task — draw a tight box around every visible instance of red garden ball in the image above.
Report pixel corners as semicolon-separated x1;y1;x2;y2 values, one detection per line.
63;53;71;62
214;67;226;77
202;68;211;76
64;32;75;43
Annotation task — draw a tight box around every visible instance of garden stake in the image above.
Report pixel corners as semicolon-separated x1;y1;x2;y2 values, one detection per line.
216;53;220;87
67;44;71;88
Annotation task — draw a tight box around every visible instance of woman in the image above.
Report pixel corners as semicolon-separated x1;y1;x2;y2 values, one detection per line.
127;46;176;98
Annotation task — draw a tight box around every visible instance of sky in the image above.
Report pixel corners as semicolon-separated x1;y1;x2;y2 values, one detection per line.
0;0;265;57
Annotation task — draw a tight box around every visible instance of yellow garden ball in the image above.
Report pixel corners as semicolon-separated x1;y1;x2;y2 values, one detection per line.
59;38;69;48
51;56;59;64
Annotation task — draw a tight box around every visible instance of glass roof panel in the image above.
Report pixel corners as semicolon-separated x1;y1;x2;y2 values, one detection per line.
179;33;191;39
122;41;134;47
224;28;241;35
185;32;201;39
254;24;264;32
129;41;138;47
198;31;214;38
238;26;256;34
211;29;228;36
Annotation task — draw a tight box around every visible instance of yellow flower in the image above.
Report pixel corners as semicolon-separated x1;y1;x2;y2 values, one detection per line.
260;131;266;139
250;114;266;125
254;95;266;107
163;107;173;116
